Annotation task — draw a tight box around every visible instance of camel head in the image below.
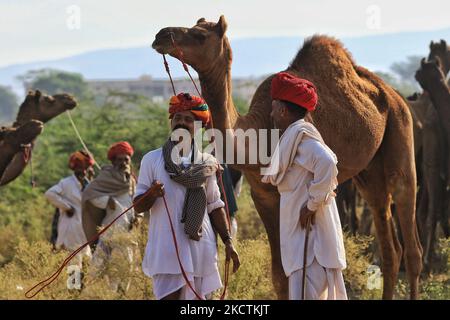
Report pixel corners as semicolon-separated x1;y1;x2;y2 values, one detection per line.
1;120;43;149
152;15;231;73
415;57;446;91
14;90;77;127
428;39;450;75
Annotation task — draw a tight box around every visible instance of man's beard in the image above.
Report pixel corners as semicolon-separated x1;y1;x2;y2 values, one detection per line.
115;163;131;174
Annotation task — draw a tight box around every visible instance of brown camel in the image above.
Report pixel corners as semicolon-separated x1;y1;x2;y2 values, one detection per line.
415;58;450;176
0;90;77;186
415;58;450;266
405;41;450;268
152;16;422;299
0;120;43;179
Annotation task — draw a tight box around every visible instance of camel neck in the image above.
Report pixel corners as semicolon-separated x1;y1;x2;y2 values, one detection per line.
427;78;450;131
197;47;238;133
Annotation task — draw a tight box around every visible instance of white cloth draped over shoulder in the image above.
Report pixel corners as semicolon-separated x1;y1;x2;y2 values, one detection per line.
135;147;225;299
262;119;347;299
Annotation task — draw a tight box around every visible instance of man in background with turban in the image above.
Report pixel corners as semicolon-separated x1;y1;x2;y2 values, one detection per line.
82;141;140;292
45;150;94;266
133;92;240;300
262;72;347;300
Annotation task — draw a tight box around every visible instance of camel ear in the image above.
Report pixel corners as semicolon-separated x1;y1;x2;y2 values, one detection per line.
440;39;447;48
421;57;426;67
196;17;206;24
216;15;228;37
34;90;41;104
429;41;434;50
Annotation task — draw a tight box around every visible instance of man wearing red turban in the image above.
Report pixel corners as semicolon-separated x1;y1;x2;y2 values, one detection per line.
82;141;140;292
45;150;94;263
263;72;347;300
69;150;95;171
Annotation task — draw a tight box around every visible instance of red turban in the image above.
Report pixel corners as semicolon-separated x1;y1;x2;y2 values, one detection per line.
271;72;318;111
68;150;94;171
168;93;210;126
107;141;134;161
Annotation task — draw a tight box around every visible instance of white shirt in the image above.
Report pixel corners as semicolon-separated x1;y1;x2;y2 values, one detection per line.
136;148;224;278
274;136;346;277
45;175;91;257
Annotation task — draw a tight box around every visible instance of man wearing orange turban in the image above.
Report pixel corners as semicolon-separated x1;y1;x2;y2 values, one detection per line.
45;150;94;264
131;93;240;300
263;72;347;300
168;92;210;127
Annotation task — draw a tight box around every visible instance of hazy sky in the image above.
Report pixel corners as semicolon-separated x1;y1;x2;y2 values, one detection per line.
1;0;449;67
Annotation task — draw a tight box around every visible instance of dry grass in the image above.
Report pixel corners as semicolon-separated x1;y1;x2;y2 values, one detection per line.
0;181;448;300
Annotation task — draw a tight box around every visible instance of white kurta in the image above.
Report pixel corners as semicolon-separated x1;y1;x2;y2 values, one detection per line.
262;119;347;300
45;175;92;261
136;147;225;300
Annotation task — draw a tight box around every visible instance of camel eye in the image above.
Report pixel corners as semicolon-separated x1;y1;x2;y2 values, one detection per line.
191;30;207;42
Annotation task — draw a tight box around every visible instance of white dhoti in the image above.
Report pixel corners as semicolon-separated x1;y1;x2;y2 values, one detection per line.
153;272;222;300
289;258;347;300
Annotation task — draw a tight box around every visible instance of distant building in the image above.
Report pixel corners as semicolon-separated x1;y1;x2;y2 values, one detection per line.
87;75;265;104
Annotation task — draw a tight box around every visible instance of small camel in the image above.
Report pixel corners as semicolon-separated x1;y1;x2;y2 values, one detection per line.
152;16;422;299
0;90;77;186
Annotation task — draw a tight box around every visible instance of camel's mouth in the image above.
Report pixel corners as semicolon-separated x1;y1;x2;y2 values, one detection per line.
62;97;77;110
152;28;182;55
66;100;77;110
152;38;172;54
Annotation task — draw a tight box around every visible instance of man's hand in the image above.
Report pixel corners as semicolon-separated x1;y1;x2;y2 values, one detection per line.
225;240;240;273
300;205;316;229
149;180;165;198
133;180;165;214
66;207;75;218
107;197;116;210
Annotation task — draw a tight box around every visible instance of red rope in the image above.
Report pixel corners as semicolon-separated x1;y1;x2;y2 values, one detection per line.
163;54;177;96
25;187;150;298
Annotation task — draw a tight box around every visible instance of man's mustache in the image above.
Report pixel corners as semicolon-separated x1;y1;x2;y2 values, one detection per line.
173;124;190;131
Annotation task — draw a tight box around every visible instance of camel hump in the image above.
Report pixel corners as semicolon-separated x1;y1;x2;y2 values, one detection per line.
289;35;356;72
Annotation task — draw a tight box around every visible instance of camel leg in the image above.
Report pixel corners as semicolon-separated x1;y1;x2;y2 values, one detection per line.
244;171;287;299
416;182;428;245
349;185;358;235
353;154;402;300
442;191;450;238
336;183;349;232
381;111;423;300
422;164;444;270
